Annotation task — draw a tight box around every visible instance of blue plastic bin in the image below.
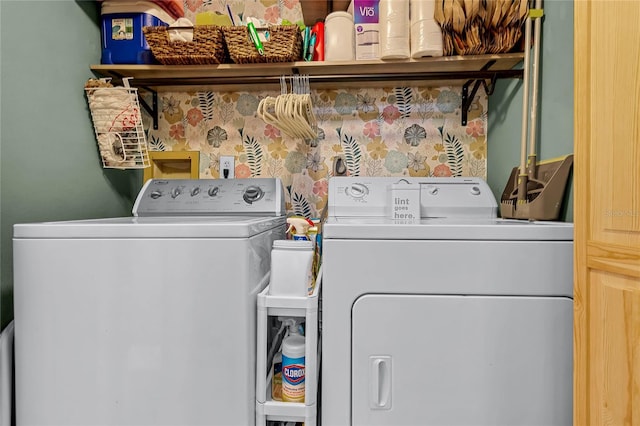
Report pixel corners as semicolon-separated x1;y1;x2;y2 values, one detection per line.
101;13;169;64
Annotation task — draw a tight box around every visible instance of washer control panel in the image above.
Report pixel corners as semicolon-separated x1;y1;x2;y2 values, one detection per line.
328;177;497;218
132;178;285;216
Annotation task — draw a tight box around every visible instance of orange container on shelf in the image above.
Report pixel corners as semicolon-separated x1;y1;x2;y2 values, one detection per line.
150;0;184;19
312;21;324;61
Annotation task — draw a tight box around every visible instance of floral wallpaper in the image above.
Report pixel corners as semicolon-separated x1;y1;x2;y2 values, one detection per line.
145;86;488;218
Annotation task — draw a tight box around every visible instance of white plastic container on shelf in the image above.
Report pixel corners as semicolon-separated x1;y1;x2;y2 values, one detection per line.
269;240;314;297
325;12;355;61
256;268;322;426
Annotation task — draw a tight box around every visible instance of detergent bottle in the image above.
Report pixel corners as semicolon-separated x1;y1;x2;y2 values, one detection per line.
268;239;314;297
271;350;282;401
286;216;314;240
281;318;305;403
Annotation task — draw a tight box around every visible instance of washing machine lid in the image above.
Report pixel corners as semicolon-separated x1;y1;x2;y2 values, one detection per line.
323;216;573;240
13;215;286;239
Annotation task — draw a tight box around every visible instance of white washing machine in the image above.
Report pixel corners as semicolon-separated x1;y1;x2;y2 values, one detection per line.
0;321;14;426
320;177;573;426
13;178;286;426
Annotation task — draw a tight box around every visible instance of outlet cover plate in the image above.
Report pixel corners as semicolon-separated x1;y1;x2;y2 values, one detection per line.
220;155;235;179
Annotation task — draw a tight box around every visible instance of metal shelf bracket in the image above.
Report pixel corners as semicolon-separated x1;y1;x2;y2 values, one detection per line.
461;73;497;126
137;87;158;130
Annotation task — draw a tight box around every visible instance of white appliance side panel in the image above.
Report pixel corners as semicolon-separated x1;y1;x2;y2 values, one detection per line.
351;294;573;426
0;321;14;426
13;231;279;425
320;239;573;426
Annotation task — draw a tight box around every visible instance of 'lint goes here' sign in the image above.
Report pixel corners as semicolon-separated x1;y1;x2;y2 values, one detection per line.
390;183;420;222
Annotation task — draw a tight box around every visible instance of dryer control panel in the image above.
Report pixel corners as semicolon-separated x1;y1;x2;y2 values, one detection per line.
132;178;285;216
328;177;497;218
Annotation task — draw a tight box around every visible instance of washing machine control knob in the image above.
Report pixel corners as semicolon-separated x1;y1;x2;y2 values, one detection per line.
190;187;201;197
150;190;163;199
243;185;264;204
346;183;369;199
170;187;182;199
428;187;439;195
470;186;481;195
208;186;219;197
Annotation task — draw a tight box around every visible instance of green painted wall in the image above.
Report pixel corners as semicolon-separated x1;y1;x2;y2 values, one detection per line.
0;1;141;329
488;0;574;221
0;1;574;330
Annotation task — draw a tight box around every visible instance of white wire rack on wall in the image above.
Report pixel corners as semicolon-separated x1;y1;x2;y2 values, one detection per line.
85;77;150;169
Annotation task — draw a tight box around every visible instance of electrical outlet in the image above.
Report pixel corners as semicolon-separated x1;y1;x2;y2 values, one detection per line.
220;156;235;179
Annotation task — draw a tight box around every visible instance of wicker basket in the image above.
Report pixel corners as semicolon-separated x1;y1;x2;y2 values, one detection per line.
142;26;227;65
223;25;302;64
435;0;528;56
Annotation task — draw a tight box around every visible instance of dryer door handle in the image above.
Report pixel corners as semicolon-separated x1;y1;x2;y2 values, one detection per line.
369;356;392;410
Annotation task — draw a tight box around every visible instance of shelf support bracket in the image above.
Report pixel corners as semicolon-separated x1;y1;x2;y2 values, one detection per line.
461;73;497;126
138;88;159;130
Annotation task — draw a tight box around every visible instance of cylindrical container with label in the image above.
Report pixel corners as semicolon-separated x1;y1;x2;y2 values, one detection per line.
325;11;355;61
410;0;444;58
282;328;305;402
379;0;410;59
269;240;314;297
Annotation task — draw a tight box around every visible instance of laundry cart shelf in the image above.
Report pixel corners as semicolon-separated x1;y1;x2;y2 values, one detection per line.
256;270;321;426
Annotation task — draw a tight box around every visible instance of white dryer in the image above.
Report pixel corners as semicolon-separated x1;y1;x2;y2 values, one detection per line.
320;177;573;426
13;178;286;426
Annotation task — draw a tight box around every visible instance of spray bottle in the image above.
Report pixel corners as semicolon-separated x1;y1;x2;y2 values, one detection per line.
281;318;305;403
286;217;314;240
306;224;319;295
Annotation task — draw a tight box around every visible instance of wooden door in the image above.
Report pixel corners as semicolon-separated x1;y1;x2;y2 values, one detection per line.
574;1;640;425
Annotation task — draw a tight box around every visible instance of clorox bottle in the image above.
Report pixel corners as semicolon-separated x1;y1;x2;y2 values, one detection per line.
281;320;305;403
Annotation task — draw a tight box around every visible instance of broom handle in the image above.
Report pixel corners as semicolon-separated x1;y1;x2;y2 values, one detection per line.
528;0;542;178
519;0;532;180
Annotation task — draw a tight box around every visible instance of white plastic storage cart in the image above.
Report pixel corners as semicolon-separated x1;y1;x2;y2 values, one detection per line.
256;270;321;426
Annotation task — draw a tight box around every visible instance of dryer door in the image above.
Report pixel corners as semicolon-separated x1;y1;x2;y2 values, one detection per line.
351;294;573;426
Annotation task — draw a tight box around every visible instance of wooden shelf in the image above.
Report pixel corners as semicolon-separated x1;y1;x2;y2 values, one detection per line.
91;53;523;128
90;53;524;91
